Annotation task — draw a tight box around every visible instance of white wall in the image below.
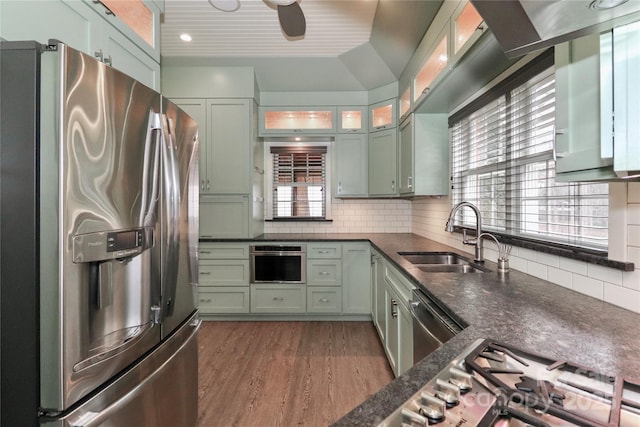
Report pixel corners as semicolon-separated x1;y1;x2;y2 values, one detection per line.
264;198;412;233
411;186;640;314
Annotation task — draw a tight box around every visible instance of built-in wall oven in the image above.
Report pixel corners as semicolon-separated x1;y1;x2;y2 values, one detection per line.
250;244;306;284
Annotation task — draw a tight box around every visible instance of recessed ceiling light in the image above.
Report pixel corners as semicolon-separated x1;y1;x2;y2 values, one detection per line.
180;34;192;42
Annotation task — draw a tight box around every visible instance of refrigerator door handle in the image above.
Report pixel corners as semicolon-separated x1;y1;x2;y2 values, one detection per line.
159;114;181;321
141;111;162;228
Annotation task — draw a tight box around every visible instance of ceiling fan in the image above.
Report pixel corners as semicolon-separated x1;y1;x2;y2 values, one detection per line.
208;0;306;38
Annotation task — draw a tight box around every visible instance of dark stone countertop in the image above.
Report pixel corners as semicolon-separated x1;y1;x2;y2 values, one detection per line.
201;233;640;426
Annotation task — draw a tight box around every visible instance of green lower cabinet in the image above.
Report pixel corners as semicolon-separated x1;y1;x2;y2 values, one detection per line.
384;284;400;376
250;284;306;313
342;243;371;314
372;251;386;342
306;287;342;313
307;259;342;286
198;287;250;314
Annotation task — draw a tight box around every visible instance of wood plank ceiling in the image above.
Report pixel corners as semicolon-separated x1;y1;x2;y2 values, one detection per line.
160;0;443;91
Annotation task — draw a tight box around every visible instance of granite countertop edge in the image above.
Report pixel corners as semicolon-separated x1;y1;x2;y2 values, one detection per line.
201;233;640;426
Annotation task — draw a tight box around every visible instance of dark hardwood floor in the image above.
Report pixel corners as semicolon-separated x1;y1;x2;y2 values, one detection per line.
197;321;393;427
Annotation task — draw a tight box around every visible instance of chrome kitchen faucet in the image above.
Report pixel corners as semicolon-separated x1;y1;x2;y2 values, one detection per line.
445;201;484;262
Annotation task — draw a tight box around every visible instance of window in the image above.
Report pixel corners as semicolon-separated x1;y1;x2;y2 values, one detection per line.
270;146;327;220
449;50;609;251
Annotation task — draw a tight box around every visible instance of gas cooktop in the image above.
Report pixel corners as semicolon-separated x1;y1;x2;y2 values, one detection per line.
378;339;640;426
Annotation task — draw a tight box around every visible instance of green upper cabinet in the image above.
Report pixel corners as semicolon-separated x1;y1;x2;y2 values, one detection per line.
398;114;449;196
207;99;252;194
171;99;207;192
369;99;397;132
258;106;337;135
554;22;640;182
450;1;486;66
335;133;368;197
399;87;412;124
337;106;368;134
368;128;398;196
171;98;251;194
554;33;613;181
0;0;161;90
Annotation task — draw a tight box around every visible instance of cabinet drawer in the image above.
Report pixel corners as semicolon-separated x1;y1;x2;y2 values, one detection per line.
199;260;250;286
306;287;342;314
384;263;414;304
307;243;342;259
198;287;250;314
307;260;342;286
198;244;249;260
250;285;306;313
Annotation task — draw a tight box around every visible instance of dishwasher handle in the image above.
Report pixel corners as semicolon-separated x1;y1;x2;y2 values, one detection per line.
410;289;462;343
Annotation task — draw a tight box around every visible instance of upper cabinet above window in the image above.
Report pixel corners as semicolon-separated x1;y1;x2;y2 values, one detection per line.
413;28;449;104
451;1;485;64
258;107;336;135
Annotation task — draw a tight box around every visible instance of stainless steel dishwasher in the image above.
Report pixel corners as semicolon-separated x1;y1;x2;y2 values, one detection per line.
409;289;463;364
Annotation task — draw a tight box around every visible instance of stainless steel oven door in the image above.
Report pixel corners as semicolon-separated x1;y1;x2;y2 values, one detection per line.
250;245;306;283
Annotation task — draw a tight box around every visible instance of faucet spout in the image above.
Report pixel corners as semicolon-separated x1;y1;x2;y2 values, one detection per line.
445;202;484;262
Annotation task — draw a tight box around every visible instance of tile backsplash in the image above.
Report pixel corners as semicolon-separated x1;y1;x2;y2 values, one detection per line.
412;188;640;314
264;198;412;234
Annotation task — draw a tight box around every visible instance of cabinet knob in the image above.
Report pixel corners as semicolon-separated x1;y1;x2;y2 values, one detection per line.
319;298;330;303
273;296;285;301
199;298;212;303
199;271;211;275
391;298;398;318
319;271;329;276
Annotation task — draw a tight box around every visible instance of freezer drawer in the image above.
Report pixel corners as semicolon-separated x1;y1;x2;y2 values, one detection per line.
56;315;200;427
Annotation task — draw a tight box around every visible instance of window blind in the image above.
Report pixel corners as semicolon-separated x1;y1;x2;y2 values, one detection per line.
271;146;327;219
450;64;609;250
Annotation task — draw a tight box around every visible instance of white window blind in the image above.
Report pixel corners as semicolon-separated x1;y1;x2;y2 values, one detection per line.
271;146;326;219
450;58;608;250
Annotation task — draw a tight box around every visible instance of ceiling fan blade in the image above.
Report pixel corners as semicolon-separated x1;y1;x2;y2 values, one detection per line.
277;2;306;37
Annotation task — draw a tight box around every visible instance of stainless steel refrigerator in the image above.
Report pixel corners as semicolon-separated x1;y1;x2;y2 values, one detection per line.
1;41;200;426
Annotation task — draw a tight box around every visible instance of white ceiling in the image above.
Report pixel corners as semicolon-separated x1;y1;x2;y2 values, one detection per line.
160;0;443;91
161;0;379;57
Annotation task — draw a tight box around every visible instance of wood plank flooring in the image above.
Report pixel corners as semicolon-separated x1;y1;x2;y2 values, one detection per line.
197;321;393;427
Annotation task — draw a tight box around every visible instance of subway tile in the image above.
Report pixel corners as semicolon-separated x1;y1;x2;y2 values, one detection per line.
627;204;640;226
604;282;640;313
622;269;640;291
572;274;604;300
527;261;548;280
628;225;640;247
627;246;640;265
518;248;538;261
587;264;623;286
537;252;560;268
548;267;572;289
559;258;588;275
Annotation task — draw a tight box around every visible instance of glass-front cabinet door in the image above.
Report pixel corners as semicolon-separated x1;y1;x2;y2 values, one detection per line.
451;1;485;64
414;27;449;105
369;99;397;132
338;106;367;133
259;107;336;135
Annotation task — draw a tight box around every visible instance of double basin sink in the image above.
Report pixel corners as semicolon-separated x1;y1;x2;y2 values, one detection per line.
398;251;489;273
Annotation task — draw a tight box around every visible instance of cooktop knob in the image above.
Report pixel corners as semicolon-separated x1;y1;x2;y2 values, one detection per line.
419;392;446;422
449;367;473;392
400;408;428;427
435;378;460;406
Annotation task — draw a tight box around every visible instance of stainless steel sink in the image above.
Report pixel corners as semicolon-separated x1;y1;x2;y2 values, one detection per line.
398;251;488;273
399;252;470;265
417;264;485;273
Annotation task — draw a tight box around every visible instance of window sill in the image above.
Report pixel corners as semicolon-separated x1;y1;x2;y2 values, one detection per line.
453;227;634;272
266;218;333;223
